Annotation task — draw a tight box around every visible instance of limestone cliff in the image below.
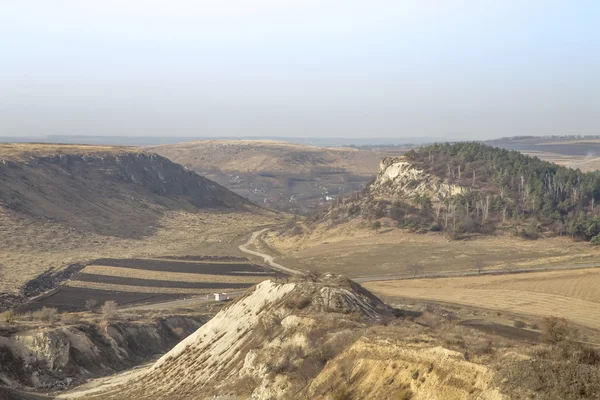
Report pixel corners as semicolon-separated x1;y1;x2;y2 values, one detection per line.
370;157;465;201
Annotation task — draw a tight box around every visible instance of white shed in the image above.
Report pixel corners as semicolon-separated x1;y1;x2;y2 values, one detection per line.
214;293;228;301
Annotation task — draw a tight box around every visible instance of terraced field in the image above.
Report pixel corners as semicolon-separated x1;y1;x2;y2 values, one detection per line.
20;257;278;311
365;268;600;330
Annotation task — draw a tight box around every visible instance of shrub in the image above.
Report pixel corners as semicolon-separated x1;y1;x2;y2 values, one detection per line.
85;299;98;312
542;316;576;343
429;223;443;232
33;307;59;323
591;234;600;246
518;227;540;240
285;296;311;310
371;221;382;232
0;309;14;324
100;301;118;320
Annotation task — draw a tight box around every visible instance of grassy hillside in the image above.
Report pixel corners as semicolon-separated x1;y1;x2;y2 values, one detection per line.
147;140;381;213
0;145;250;238
0;144;279;303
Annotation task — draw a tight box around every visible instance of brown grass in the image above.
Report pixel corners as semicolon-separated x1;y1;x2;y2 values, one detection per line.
0;210;279;294
265;219;600;278
0;143;136;161
147;139;380;175
365;269;600;330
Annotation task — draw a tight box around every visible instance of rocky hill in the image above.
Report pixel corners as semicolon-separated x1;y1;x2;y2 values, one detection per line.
69;275;508;400
61;275;600;400
147;140;381;213
304;142;600;243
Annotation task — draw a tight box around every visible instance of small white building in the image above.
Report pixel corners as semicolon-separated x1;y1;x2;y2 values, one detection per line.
214;293;228;301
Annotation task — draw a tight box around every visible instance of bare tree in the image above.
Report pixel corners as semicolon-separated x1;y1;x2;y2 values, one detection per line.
85;299;98;313
435;202;442;221
474;260;486;275
407;263;424;278
504;262;516;274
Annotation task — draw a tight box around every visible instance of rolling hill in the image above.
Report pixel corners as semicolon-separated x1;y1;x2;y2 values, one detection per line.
147;140;382;213
0;144;278;309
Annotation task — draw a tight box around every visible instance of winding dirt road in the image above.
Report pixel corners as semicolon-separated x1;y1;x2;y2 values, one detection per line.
238;228;304;275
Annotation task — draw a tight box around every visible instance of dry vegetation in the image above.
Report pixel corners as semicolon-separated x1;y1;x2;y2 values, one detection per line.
0;210;280;296
365;268;600;331
0;144;284;301
0;143;136;162
263;218;599;278
147;139;380;175
148;139;381;213
59;276;600;400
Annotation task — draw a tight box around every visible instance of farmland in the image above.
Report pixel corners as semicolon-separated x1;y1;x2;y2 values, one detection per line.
19;257;278;312
364;268;600;330
264;219;600;279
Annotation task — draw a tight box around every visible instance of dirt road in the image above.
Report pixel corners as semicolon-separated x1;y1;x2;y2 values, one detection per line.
238;228;304;275
119;229;600;312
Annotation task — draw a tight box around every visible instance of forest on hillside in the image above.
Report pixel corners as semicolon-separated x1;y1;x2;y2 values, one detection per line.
324;142;600;243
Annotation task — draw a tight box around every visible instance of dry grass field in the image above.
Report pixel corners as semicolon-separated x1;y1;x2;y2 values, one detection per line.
147;139;380;175
0;143;284;300
0;210;282;295
364;268;600;330
264;219;600;278
0;143;136;161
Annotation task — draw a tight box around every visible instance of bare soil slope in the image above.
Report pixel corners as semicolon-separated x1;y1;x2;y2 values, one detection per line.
64;276;507;400
61;276;600;400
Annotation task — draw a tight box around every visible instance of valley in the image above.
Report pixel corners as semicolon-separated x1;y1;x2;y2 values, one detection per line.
148;140;384;213
3;139;600;399
0;144;284;312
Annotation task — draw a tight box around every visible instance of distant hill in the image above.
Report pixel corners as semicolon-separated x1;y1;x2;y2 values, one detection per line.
0;143;250;238
306;142;600;243
486;136;600;172
148;140;383;213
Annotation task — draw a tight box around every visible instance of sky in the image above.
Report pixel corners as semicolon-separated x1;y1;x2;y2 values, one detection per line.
1;1;599;140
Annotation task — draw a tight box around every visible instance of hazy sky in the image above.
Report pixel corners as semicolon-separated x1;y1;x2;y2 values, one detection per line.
1;1;599;139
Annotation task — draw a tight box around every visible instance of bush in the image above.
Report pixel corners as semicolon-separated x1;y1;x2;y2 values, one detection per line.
542;316;576;343
33;307;59;323
371;221;382;232
591;234;600;246
429;223;443;232
285;296;311;310
100;301;118;320
0;309;14;324
518;227;540;240
85;299;98;312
